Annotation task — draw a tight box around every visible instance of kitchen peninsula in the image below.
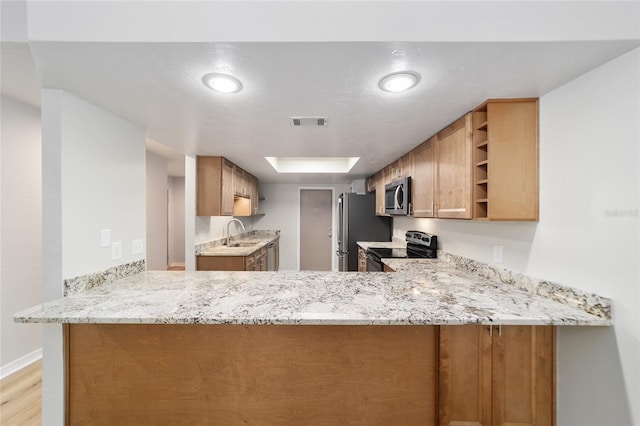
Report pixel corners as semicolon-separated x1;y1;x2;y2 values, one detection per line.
16;257;610;425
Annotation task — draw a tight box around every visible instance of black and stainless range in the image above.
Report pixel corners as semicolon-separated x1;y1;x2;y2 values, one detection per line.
366;231;437;272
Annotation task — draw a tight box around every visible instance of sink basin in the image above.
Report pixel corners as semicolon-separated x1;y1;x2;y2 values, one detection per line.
225;242;258;248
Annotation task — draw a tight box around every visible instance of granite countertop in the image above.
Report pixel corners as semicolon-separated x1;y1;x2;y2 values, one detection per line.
356;241;405;251
15;257;611;326
197;230;280;257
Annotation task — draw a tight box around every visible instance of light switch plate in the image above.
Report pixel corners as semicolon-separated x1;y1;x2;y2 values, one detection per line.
112;241;122;260
100;229;111;248
132;239;144;255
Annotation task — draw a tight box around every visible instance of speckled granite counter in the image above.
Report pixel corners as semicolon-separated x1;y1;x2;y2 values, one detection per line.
15;262;610;325
356;241;405;251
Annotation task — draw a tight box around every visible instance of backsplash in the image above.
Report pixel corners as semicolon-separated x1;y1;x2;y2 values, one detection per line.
439;251;611;320
64;260;146;296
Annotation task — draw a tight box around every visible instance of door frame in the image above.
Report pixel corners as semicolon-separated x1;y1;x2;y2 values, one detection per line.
297;187;336;271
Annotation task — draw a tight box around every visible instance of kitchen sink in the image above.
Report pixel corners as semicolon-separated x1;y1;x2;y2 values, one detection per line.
225;242;259;248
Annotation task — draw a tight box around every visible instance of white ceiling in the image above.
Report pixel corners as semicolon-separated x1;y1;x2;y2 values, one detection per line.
1;2;639;182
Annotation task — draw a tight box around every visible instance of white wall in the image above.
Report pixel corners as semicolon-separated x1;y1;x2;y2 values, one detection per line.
51;92;146;279
41;89;146;424
256;183;350;271
168;176;185;266
394;48;640;423
0;95;42;376
146;151;168;270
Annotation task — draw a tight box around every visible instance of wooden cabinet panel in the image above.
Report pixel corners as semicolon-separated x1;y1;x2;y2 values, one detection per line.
439;325;492;426
436;114;473;219
197;156;223;216
248;174;259;215
197;246;270;271
67;324;439;425
366;176;376;193
411;137;436;218
439;325;555;426
492;326;554;426
367;98;538;222
234;167;252;198
197;156;260;217
473;99;538;221
196;255;244;271
221;159;234;216
374;171;387;216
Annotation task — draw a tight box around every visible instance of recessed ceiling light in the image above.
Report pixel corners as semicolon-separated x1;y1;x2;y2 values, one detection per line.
202;73;243;93
265;157;360;174
378;71;420;93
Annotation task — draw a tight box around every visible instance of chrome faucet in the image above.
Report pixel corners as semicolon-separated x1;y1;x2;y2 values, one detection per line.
225;219;246;245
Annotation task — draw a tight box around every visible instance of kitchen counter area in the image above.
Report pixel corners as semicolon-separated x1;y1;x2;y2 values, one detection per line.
196;229;280;257
15;254;611;424
195;229;280;272
16;255;609;325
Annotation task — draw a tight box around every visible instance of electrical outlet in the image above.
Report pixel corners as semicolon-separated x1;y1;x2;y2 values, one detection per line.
100;229;111;248
112;241;122;260
132;239;144;255
493;245;503;263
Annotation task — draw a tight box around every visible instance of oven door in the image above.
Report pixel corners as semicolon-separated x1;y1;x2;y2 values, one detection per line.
366;253;383;272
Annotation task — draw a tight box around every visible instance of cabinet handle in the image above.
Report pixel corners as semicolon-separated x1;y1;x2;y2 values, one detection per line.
488;325;502;337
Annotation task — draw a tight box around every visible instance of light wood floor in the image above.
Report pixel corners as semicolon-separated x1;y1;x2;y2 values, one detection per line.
167;265;185;271
0;360;42;425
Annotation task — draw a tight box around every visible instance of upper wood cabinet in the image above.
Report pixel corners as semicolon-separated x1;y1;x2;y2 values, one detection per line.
248;174;259;215
388;152;413;182
439;325;555;426
472;99;539;220
197;156;260;217
374;171;388;216
436;113;473;219
412;137;436;218
221;159;235;216
367;98;539;221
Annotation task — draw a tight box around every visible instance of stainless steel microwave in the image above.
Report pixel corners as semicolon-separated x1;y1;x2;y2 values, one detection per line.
384;177;411;215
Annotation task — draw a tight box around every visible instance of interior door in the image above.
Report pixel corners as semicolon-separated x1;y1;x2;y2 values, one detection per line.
300;189;333;270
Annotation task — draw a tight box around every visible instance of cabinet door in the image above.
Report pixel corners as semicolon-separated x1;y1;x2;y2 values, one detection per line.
221;160;235;216
412;138;436;218
375;172;386;216
247;174;258;215
439;325;492;426
233;167;244;196
197;256;245;271
437;114;473;219
196;156;223;216
486;101;539;221
491;326;555;426
366;176;376;193
399;152;413;178
389;159;402;182
439;325;555;426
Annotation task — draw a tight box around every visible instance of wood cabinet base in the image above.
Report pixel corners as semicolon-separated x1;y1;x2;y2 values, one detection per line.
66;324;438;425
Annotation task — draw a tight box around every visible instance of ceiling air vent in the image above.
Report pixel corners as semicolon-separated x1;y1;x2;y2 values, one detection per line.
290;117;329;127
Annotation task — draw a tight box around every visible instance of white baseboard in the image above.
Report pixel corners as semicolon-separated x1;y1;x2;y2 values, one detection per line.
1;348;43;379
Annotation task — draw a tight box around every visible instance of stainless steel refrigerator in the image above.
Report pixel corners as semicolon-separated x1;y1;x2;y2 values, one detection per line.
337;193;392;271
